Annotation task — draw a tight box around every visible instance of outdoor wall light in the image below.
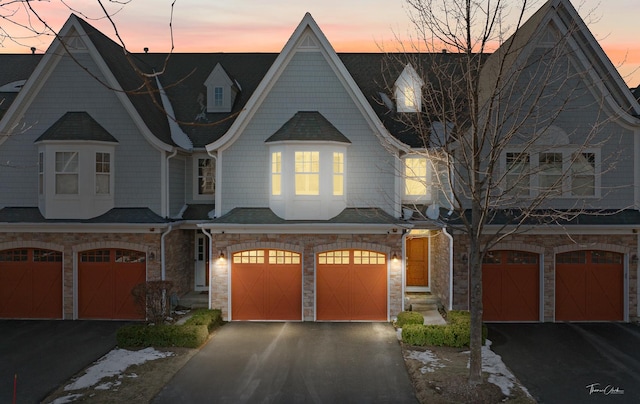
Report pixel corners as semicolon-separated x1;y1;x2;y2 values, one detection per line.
149;252;155;261
219;251;225;260
632;254;638;265
392;252;399;261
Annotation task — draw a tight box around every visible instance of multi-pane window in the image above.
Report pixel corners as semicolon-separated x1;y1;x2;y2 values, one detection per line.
80;250;110;262
55;152;78;194
402;86;417;110
38;152;44;195
95;152;111;195
213;87;223;107
353;250;386;264
333;152;344;196
198;158;215;195
571;152;595;196
538;152;562;194
404;157;427;196
295;151;319;195
505;152;530;196
271;152;282;196
233;250;265;264
268;250;300;264
318;251;350;265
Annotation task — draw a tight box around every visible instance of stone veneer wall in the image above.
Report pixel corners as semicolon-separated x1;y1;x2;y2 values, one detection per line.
428;230;452;310
209;232;403;321
452;233;638;322
163;229;194;297
0;231;162;319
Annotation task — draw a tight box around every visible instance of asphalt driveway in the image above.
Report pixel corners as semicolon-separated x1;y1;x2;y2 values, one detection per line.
0;320;129;403
488;323;640;403
153;322;417;403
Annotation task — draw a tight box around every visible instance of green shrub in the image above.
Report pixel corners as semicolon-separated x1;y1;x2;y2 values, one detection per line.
396;311;424;327
116;309;223;348
184;308;223;331
401;310;488;348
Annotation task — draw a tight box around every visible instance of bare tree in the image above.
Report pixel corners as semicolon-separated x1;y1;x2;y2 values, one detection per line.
384;0;630;384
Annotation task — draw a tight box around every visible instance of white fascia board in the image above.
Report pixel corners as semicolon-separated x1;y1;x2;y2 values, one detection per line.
0;223;171;233
206;13;405;153
480;224;638;235
197;222;412;234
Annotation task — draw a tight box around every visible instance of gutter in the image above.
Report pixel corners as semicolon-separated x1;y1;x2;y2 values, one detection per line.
442;226;454;311
160;224;173;280
202;227;214;310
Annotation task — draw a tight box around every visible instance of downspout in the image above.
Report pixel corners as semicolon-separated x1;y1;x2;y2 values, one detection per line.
442;226;454;311
160;224;174;280
202;227;214;310
165;149;178;218
401;230;409;312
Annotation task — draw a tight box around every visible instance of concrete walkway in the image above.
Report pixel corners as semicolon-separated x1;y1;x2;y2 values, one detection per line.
405;293;446;325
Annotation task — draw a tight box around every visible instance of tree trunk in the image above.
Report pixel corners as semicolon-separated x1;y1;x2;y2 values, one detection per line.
468;238;483;384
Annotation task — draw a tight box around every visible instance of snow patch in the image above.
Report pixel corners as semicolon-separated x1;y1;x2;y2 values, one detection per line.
406;349;446;373
49;394;84;403
64;348;173;391
464;340;527;396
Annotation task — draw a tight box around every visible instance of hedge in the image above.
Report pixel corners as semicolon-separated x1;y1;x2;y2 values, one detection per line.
401;310;488;348
117;309;222;348
396;311;424;327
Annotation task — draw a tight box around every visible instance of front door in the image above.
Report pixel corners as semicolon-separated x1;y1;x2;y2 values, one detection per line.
406;237;429;291
194;234;209;292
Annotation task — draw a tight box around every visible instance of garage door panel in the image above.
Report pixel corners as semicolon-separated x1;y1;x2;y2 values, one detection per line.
0;250;62;319
482;251;540;322
317;250;387;321
231;250;302;321
556;251;623;321
79;250;146;320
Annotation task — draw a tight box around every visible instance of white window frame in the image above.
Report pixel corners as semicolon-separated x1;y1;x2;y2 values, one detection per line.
294;151;320;196
38;152;44;196
192;156;215;201
402;156;433;202
213;87;223;107
502;147;600;198
95;152;111;195
271;151;282;196
55;151;79;195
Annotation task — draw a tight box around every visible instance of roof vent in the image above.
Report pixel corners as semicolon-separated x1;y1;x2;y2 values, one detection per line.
144;47;149;53
30;47;36;55
441;49;448;53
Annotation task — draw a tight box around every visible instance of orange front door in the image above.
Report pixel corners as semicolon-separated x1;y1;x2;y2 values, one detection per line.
0;249;63;319
556;250;623;321
482;250;540;321
231;249;302;321
406;238;429;287
316;250;387;321
78;249;146;320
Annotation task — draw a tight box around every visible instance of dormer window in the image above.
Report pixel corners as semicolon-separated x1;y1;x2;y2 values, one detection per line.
266;111;351;220
394;64;423;113
204;63;239;113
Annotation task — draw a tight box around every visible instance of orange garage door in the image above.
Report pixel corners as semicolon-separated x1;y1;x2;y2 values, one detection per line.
316;250;387;321
78;249;146;320
482;250;540;321
231;249;302;321
0;249;63;319
556;250;624;321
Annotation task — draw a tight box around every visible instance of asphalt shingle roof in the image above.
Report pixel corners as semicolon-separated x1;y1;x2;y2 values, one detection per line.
0;207;168;224
265;111;351;143
35;111;118;142
211;207;404;225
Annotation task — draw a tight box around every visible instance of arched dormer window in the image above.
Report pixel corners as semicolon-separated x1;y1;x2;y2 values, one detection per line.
266;111;350;220
394;64;423;113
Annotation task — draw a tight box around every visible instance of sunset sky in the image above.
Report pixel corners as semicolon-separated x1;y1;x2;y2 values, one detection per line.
2;0;639;85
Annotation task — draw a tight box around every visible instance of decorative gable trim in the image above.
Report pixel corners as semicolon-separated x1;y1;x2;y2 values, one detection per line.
0;14;173;151
206;12;407;153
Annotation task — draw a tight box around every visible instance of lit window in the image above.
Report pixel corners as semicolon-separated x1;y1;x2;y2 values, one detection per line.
403;86;417;110
198;158;215;195
571;152;595;196
38;152;44;195
505;152;530;196
271;152;282;196
214;87;223;107
95;152;110;195
55;152;78;194
539;153;562;195
295;151;319;195
333;152;344;196
404;157;427;196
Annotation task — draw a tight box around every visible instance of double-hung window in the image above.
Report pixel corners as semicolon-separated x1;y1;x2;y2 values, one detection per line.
333;152;344;196
505;152;530;196
294;151;319;195
95;152;111;195
271;152;282;196
198;158;215;195
538;152;563;195
404;157;428;197
570;152;595;196
55;152;78;195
